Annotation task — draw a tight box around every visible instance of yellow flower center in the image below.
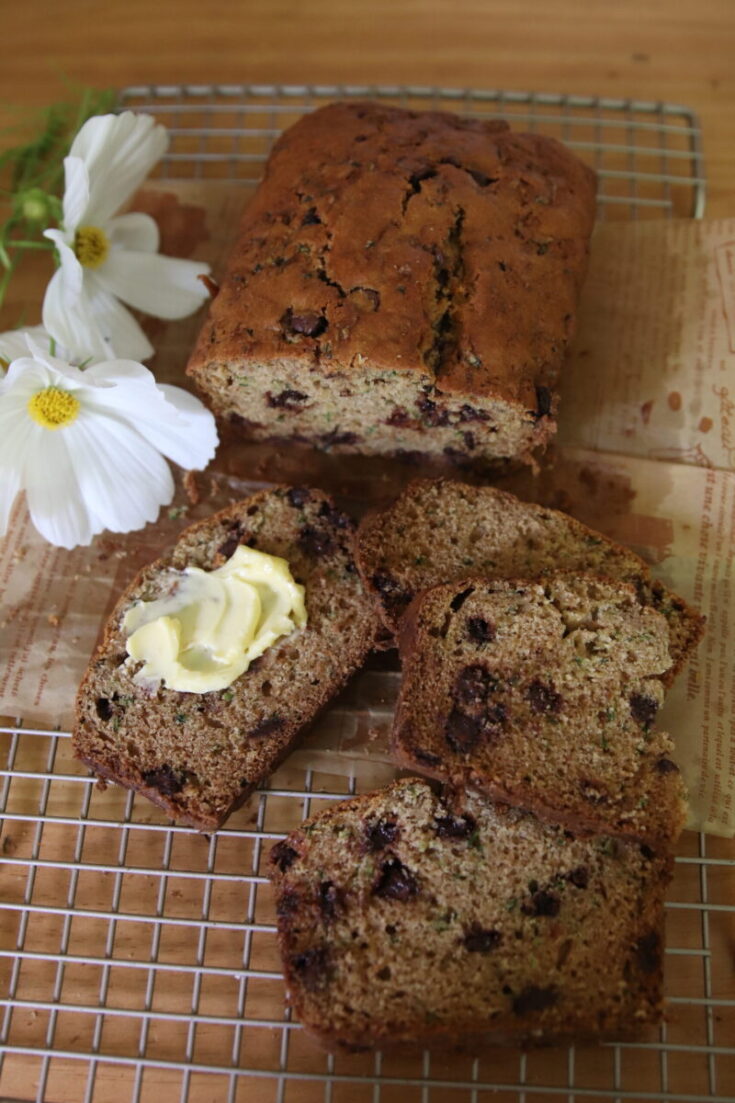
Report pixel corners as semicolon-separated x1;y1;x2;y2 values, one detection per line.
27;387;81;429
74;225;109;269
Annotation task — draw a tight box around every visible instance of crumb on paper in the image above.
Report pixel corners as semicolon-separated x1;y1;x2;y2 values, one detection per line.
11;545;28;563
47;613;61;628
667;391;682;411
183;470;201;505
640;400;654;425
699;417;713;433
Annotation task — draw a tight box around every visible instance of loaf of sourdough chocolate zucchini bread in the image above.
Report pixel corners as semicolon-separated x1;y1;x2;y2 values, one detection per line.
188;101;597;467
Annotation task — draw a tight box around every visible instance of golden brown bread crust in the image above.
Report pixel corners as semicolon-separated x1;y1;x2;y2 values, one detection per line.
73;486;381;831
187;101;597;466
269;779;671;1052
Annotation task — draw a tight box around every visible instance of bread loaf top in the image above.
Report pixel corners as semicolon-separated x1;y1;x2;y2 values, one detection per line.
188;101;596;417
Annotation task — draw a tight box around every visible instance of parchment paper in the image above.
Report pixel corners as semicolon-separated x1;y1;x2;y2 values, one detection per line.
1;183;732;836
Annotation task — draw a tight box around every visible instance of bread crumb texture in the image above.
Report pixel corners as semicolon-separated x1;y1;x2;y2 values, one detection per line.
269;778;670;1051
394;574;687;848
73;486;380;830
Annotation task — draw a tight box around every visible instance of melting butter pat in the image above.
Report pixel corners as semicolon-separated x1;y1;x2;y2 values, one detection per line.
123;546;307;693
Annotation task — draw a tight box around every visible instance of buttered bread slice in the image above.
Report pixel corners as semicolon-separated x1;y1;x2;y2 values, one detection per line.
73;486;380;830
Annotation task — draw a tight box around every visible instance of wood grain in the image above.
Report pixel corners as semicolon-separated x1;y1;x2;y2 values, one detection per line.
0;0;733;213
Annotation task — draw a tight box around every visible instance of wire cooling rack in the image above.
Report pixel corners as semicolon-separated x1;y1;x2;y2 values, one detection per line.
1;85;731;1103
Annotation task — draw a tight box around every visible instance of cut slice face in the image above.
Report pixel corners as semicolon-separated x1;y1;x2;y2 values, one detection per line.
356;478;704;682
73;486;381;830
269;778;671;1052
394;574;687;848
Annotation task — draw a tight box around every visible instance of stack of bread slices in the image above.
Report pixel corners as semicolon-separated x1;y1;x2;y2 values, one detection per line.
74;477;704;1053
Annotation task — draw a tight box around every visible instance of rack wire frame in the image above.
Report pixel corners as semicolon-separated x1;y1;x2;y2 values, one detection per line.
1;85;732;1103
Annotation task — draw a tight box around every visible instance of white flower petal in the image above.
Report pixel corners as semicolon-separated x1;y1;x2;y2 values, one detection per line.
64;409;174;533
108;212;160;253
43;271;154;363
0;395;40;536
43;233;84;299
62;156;90;230
82;362;217;470
23;428;95;548
70;113;169;225
0;326;51;372
98;250;211;320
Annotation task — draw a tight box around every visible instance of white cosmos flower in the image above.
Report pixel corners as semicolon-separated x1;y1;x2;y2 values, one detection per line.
0;334;218;549
42;112;211;364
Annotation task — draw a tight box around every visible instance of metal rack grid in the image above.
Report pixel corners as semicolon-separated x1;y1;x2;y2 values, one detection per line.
1;86;731;1103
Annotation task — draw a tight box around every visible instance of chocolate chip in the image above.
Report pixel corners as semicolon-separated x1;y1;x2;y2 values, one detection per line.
95;697;113;721
286;487;312;508
386;407;412;427
283;309;328;338
454;664;493;707
372;858;419;901
511;985;558;1015
640;844;655;861
458;404;491;423
450;587;475;613
567;866;589;889
527;679;563;715
271;841;298;873
365;818;399;852
630;694;659;729
266;388;309;410
250;716;284;738
142;764;185;797
318;499;353;529
522;890;561;917
462;924;502;952
371;570;413;613
376;965;391;980
301;207;322;225
534;385;553;420
655;756;679;775
467;617;496;644
318;880;341;921
434;813;476;839
218;536;240;560
299;525;336;559
290;946;332;991
416;395;451;427
445;708;482;753
410;746;443;768
462;431;476;451
634;931;661;974
320;428;360;448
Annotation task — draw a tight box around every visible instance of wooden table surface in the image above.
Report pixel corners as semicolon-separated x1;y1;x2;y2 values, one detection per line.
1;0;734;214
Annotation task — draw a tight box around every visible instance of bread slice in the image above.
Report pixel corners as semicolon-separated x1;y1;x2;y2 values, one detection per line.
356;478;704;681
268;778;671;1052
394;574;687;848
73;486;380;830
